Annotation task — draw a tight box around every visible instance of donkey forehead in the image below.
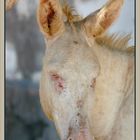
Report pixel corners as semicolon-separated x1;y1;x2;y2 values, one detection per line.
46;30;100;78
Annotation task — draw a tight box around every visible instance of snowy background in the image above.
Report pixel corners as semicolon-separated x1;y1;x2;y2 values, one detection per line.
6;0;135;140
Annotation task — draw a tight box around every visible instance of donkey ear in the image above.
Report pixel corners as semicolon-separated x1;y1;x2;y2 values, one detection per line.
37;0;65;39
82;0;124;37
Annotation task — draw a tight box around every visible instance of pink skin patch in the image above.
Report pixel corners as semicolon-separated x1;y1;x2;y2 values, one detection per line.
67;127;94;140
78;128;94;140
50;73;64;93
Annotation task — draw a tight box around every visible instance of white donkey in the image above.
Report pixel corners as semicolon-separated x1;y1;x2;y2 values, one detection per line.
37;0;134;139
7;0;134;140
37;0;134;140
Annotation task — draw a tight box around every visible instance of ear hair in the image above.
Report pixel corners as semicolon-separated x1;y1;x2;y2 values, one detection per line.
82;0;124;37
62;1;82;23
37;0;65;39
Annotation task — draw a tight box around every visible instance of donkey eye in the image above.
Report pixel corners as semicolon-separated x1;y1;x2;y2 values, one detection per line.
50;72;65;93
90;78;96;88
50;73;61;81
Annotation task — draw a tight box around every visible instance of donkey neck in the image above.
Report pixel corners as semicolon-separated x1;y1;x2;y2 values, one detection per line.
86;36;133;137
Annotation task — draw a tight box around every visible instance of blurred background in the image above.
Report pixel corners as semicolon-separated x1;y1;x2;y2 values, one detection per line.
5;0;134;140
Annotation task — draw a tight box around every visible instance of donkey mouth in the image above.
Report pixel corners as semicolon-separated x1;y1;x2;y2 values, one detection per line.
66;116;94;140
66;127;94;140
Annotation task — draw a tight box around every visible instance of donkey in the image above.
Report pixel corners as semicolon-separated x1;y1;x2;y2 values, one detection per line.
6;0;134;139
37;0;134;140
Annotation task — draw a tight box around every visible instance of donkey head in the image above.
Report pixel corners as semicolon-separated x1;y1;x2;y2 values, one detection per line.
38;0;124;140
